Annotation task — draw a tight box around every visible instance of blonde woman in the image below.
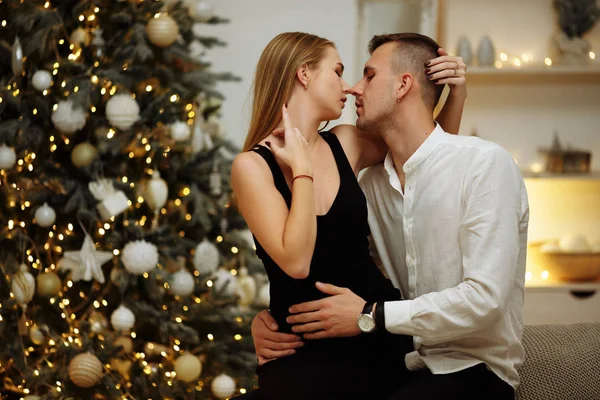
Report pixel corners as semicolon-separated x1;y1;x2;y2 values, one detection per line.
231;32;466;399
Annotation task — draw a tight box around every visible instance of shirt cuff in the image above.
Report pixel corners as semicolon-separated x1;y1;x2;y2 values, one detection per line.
384;300;413;335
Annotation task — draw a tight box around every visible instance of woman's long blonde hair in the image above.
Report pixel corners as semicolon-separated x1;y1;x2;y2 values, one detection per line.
242;32;335;152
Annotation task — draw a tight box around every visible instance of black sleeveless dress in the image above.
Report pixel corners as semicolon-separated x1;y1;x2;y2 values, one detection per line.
252;132;411;400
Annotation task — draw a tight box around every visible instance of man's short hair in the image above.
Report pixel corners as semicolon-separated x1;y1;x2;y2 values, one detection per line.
368;33;444;111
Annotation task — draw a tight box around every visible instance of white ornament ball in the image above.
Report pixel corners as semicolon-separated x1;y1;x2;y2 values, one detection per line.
51;100;87;134
106;94;140;130
68;353;103;388
559;234;590;253
0;144;17;170
188;0;215;22
540;241;561;254
121;240;159;274
32;70;53;91
236;267;257;307
213;268;237;297
111;305;135;331
34;203;56;228
71;142;99;168
146;13;179;48
257;282;270;307
70;28;91;48
170;121;192;142
11;264;35;305
145;172;168;209
193;239;220;275
169;269;195;296
211;374;236;399
174;353;202;382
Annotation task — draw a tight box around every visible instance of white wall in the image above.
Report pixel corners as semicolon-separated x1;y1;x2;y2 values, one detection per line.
202;0;359;146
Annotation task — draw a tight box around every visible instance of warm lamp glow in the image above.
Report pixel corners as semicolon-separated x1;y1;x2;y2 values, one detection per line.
544;57;552;66
500;52;508;61
530;163;543;173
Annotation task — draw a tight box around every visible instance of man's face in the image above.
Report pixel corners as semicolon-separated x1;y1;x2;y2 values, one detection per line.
350;42;398;132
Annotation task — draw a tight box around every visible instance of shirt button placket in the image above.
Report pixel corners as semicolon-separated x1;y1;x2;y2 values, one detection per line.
404;176;417;299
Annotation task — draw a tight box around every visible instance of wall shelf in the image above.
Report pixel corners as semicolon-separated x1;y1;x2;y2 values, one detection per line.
521;171;600;180
468;64;600;84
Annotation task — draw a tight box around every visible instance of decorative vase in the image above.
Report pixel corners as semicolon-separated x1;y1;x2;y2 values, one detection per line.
455;36;473;65
477;35;496;66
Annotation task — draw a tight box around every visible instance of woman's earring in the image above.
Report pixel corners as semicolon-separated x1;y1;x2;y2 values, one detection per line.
396;99;400;103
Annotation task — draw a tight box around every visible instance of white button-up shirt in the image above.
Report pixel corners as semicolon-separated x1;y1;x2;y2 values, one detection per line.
360;124;529;389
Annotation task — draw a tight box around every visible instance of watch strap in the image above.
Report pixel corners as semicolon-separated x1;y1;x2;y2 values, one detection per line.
375;301;386;332
362;301;375;316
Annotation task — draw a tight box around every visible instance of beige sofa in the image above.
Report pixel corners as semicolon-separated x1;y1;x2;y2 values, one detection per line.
516;323;600;400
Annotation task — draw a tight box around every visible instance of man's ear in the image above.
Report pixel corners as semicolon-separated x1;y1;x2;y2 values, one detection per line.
396;73;414;102
296;63;310;89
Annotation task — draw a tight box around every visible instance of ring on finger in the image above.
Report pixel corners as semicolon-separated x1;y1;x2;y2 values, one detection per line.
454;68;458;76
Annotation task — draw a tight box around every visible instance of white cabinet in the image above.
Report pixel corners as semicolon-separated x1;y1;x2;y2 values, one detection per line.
524;283;600;325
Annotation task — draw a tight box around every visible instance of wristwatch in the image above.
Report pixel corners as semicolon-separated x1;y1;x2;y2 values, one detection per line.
357;301;376;333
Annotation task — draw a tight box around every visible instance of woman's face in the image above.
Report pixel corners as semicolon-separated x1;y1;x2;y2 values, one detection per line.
309;47;350;121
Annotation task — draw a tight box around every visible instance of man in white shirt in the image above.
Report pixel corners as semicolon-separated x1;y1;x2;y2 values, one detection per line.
251;33;528;399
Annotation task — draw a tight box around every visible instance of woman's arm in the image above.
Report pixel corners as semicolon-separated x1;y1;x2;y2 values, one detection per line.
232;106;316;279
232;153;316;279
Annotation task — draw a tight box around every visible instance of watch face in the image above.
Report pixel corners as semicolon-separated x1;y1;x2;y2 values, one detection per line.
358;314;375;333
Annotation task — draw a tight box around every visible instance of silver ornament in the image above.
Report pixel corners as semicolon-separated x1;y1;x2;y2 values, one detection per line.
11;37;24;77
209;165;222;197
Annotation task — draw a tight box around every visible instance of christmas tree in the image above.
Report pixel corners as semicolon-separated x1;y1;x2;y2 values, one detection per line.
0;0;267;398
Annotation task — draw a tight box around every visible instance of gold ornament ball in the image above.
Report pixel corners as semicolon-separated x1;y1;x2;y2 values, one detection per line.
89;310;109;333
36;271;62;297
29;325;46;345
146;13;179;48
114;336;134;354
71;142;99;168
24;396;41;400
110;358;133;378
70;27;91;48
68;353;103;388
173;353;202;383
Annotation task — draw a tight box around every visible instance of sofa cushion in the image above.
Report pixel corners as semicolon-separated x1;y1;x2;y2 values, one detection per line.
516;322;600;400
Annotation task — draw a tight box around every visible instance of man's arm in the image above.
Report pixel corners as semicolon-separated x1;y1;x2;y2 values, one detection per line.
383;148;526;344
251;310;304;365
285;149;526;342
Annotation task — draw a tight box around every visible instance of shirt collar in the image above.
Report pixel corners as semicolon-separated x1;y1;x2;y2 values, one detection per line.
383;123;446;178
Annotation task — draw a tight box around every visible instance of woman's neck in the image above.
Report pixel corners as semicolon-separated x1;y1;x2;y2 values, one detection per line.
278;95;321;148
